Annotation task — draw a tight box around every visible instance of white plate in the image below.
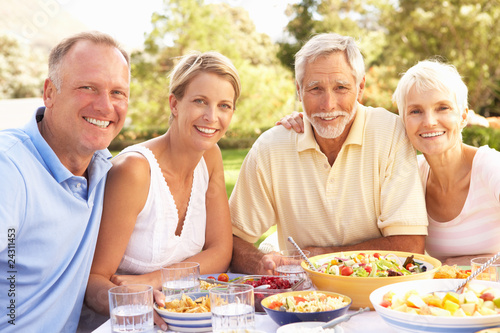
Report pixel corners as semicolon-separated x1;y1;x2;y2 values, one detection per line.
277;321;344;333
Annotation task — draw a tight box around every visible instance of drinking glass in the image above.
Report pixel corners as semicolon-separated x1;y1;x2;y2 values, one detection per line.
275;249;311;288
161;262;200;296
108;284;154;333
471;257;500;282
209;284;255;332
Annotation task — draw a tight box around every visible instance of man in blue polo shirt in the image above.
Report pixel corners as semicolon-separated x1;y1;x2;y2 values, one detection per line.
0;31;130;332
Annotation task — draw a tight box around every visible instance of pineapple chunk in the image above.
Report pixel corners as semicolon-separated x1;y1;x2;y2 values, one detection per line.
443;292;460;305
443;300;460;314
429;306;452;317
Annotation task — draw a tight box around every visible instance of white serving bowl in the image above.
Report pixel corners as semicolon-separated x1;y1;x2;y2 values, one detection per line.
154;292;211;332
370;279;500;333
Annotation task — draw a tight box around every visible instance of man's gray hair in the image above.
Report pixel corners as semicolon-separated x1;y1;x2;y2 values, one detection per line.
294;33;365;90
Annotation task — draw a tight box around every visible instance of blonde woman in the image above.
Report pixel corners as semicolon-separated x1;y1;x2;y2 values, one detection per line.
85;51;240;326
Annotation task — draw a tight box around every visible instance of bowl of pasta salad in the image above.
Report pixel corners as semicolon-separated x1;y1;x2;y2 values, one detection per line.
302;251;441;309
261;290;351;326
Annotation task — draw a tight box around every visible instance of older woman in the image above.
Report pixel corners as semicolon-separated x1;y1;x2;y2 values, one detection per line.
279;60;500;266
85;51;240;320
392;60;500;265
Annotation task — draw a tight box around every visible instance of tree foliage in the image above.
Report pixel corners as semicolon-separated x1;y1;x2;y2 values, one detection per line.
277;0;500;117
127;0;296;135
0;34;46;99
382;0;500;116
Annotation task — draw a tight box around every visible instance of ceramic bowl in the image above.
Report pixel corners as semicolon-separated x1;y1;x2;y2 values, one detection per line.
302;250;442;309
154;292;211;332
262;290;351;326
370;279;500;333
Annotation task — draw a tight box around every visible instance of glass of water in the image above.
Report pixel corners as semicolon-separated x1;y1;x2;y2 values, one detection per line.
471;257;500;282
275;249;311;288
161;262;200;296
108;284;154;333
209;284;255;332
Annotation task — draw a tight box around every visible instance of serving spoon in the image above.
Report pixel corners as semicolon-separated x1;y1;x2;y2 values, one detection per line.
321;307;370;329
454;251;500;293
287;236;317;271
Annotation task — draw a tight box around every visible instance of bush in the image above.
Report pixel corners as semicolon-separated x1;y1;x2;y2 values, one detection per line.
463;125;500;150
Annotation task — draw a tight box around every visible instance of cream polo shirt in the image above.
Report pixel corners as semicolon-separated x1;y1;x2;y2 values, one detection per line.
229;103;428;251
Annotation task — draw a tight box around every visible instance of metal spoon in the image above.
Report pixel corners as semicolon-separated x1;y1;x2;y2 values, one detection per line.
455;251;500;293
321;307;370;329
287;236;317;271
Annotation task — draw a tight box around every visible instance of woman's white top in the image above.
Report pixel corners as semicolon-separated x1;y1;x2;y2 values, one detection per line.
116;145;209;274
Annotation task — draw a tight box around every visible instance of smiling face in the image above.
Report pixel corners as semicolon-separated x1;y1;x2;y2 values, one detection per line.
297;52;364;140
404;85;467;156
169;72;235;151
42;40;129;159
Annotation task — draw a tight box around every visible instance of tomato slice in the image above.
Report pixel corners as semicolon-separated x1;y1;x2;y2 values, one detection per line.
293;296;307;303
218;273;229;282
207;276;216;280
373;253;381;259
268;301;283;310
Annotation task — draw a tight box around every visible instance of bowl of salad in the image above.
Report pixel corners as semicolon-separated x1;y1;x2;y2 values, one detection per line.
370;279;500;332
261;290;351;326
302;251;442;309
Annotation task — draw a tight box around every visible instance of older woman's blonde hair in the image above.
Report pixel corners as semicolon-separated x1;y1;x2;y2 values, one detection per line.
393;59;468;123
168;51;241;124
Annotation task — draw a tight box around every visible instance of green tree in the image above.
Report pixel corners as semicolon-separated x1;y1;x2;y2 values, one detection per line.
382;0;500;116
276;0;394;110
127;0;296;136
0;34;46;98
277;0;390;72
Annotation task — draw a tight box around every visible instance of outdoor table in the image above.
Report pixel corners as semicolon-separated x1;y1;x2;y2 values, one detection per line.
92;308;397;332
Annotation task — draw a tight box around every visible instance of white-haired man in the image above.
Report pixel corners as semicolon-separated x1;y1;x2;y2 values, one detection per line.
229;33;428;275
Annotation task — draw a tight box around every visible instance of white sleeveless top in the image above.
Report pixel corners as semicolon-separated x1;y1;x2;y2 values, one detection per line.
116;145;209;274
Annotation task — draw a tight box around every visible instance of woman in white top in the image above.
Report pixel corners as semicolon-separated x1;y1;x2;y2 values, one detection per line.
392;60;500;265
279;60;500;266
85;51;240;322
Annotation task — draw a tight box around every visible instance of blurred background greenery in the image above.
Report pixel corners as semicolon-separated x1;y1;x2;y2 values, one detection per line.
3;0;500;144
6;0;499;245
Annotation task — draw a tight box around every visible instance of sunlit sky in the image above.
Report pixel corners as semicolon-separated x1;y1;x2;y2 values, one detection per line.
62;0;299;49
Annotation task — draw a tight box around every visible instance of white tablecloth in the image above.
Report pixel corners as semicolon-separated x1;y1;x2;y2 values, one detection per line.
92;309;397;333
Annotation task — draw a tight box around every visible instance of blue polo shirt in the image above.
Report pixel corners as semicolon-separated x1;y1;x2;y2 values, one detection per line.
0;107;112;332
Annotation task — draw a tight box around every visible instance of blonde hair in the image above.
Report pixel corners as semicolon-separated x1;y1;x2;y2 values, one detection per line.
169;51;241;123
